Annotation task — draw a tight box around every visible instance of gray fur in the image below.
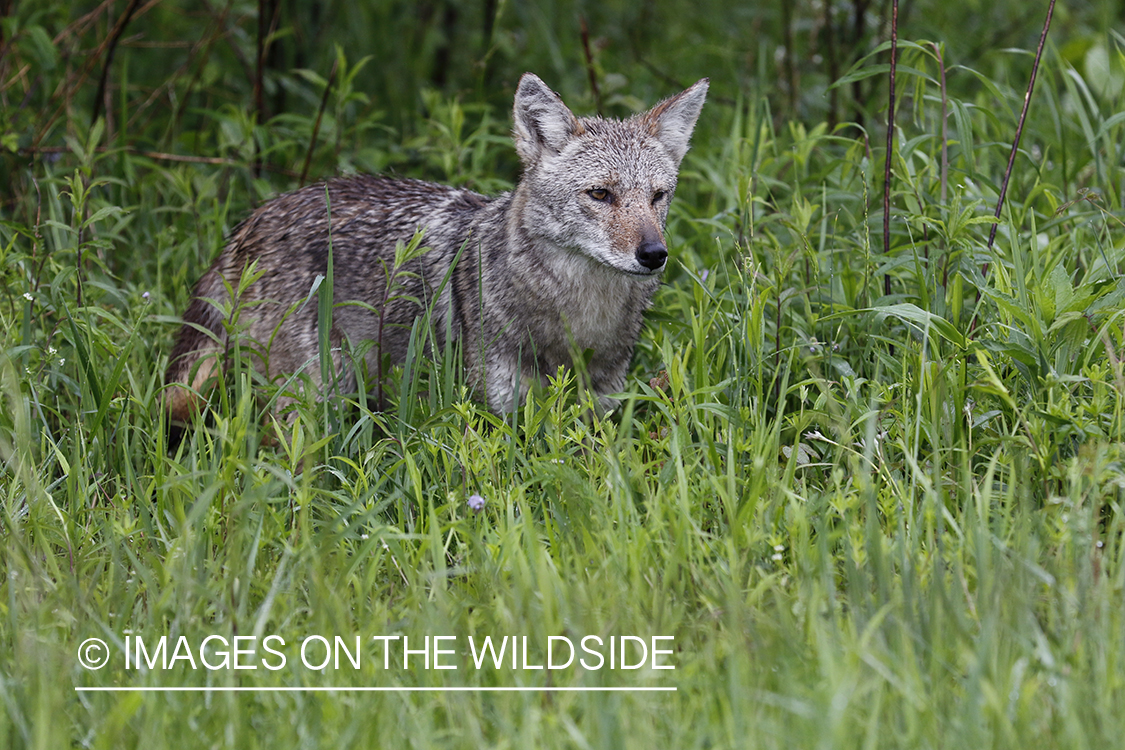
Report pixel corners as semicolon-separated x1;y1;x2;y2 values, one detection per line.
165;73;708;421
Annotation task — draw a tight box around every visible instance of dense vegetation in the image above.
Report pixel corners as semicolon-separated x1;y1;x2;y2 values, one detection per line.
2;0;1124;747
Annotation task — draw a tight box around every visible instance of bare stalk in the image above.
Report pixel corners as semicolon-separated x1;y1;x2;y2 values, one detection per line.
299;58;339;186
579;17;602;115
882;0;898;299
973;0;1056;334
985;0;1057;254
91;0;142;126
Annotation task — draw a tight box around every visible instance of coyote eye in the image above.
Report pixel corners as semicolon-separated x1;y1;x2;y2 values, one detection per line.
587;188;612;202
652;190;666;203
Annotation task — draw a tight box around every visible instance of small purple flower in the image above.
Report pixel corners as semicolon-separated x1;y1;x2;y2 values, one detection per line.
142;291;150;302
700;269;709;283
467;494;486;513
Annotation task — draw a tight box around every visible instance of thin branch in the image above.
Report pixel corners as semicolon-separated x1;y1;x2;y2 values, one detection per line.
300;58;339;186
32;0;159;149
51;0;116;47
986;0;1057;252
23;145;298;174
882;0;897;299
970;0;1056;337
92;0;143;126
579;16;602;115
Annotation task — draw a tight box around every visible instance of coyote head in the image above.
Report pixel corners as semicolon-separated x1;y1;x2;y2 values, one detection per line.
511;73;709;277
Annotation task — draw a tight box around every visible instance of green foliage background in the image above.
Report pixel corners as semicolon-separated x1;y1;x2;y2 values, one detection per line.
2;0;1125;748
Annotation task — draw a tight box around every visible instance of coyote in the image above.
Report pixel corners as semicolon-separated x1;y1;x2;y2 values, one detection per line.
165;73;708;423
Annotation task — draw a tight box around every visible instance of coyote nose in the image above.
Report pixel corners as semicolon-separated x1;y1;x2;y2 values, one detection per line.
636;240;667;270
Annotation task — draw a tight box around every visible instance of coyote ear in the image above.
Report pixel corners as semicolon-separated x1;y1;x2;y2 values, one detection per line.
644;78;709;164
513;73;581;165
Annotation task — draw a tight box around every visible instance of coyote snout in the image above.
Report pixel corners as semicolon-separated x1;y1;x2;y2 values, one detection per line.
636;237;668;271
165;73;708;423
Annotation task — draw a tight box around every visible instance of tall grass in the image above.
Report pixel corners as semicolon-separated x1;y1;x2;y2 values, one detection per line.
2;1;1125;748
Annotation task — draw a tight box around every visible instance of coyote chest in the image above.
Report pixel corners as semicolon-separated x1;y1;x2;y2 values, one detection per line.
165;73;707;424
533;249;657;353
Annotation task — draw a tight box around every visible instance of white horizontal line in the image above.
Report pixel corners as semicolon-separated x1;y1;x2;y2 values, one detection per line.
75;686;676;693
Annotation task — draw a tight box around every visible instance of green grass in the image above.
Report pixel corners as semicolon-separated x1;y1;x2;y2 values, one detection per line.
3;2;1125;748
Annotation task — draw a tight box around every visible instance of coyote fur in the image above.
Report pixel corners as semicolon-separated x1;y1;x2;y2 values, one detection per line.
165;73;708;422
